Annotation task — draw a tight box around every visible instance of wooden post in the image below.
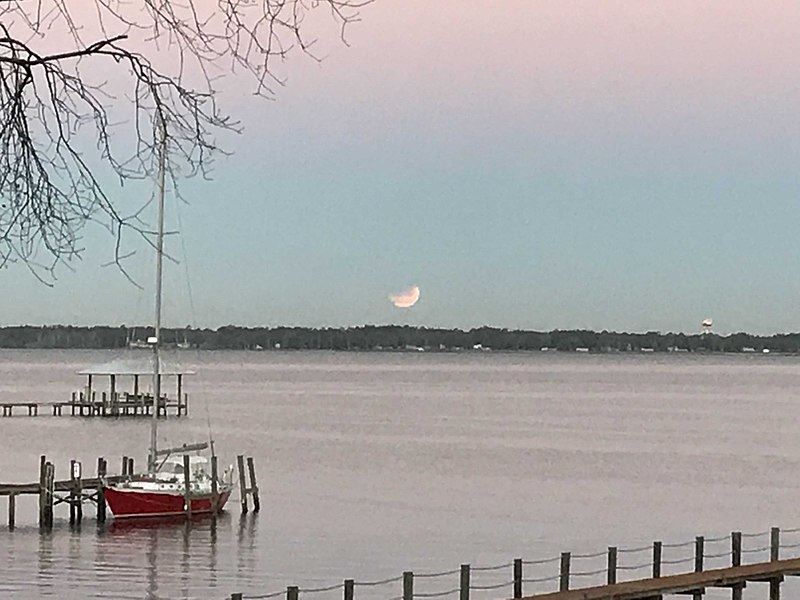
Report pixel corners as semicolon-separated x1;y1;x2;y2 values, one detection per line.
344;579;354;600
38;454;46;527
74;460;82;523
211;455;219;514
177;374;183;415
607;546;617;585
237;455;248;513
403;571;413;600
230;595;243;600
69;459;77;524
8;493;15;529
513;558;522;599
653;541;662;578
771;527;780;561
559;552;571;592
731;531;743;600
695;536;704;571
96;457;107;523
287;586;299;600
183;454;192;518
246;457;260;512
127;457;134;475
731;531;742;567
44;461;55;529
693;536;704;600
458;565;472;600
122;456;129;476
770;527;781;600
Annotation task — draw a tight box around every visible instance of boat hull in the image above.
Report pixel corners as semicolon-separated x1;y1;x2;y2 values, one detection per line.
104;486;231;518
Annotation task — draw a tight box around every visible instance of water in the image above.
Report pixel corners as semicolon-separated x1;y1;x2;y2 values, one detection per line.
2;349;800;599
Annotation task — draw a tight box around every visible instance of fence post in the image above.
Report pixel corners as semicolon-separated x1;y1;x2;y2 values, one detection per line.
731;531;742;567
652;541;662;578
559;552;571;592
692;536;704;600
287;586;299;600
344;579;354;600
461;564;471;600
607;546;617;585
513;558;522;599
731;531;744;600
403;571;413;600
771;527;780;562
231;594;243;600
694;536;704;572
770;528;781;600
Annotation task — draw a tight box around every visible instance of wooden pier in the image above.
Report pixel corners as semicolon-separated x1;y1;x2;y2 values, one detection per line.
1;454;259;529
0;357;191;418
229;526;800;600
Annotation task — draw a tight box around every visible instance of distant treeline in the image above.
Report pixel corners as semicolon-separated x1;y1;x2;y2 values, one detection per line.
1;325;800;353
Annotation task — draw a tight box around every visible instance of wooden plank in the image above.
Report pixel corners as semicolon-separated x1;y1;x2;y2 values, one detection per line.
520;557;800;600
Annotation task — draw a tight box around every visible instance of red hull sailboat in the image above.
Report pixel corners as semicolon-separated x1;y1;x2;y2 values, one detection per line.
103;120;233;519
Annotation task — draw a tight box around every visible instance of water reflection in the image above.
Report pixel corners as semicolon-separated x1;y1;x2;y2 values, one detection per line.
2;513;261;599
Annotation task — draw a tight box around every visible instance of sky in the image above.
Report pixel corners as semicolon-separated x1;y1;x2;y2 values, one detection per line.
3;1;800;334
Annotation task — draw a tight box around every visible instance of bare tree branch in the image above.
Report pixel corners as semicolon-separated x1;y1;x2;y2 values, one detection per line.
0;0;372;277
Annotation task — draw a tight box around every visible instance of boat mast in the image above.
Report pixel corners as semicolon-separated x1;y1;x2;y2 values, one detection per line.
149;117;167;474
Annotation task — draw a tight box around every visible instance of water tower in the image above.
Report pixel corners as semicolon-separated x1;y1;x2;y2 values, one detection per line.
702;318;713;335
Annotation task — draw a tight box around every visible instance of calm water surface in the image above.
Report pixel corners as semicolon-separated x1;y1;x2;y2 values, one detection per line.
2;350;800;599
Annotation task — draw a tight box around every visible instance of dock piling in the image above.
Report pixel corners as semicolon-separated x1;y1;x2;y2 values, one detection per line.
246;456;260;512
211;455;219;514
8;493;15;529
96;457;106;523
183;454;192;518
237;455;248;513
37;455;46;527
287;586;299;600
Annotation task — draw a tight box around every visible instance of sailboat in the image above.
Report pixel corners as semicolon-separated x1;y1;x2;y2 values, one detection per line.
103;121;233;518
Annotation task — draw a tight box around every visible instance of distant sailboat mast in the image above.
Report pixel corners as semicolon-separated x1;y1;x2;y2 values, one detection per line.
149;118;167;474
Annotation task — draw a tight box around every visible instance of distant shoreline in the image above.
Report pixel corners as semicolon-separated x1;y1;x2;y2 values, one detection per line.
1;325;799;353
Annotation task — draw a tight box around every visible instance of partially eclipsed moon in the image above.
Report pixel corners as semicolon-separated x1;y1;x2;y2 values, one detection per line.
389;285;420;308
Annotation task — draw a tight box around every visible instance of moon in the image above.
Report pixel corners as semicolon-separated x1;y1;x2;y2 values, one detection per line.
389;285;420;308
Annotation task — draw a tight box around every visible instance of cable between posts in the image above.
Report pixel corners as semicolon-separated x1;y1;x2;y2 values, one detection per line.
354;575;405;587
522;556;560;566
299;583;346;594
469;579;515;591
413;588;461;598
471;562;514;572
243;592;285;600
415;568;461;579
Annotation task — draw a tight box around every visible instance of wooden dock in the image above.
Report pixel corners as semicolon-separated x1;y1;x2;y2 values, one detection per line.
1;454;259;529
0;357;193;418
229;527;800;600
0;395;187;418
